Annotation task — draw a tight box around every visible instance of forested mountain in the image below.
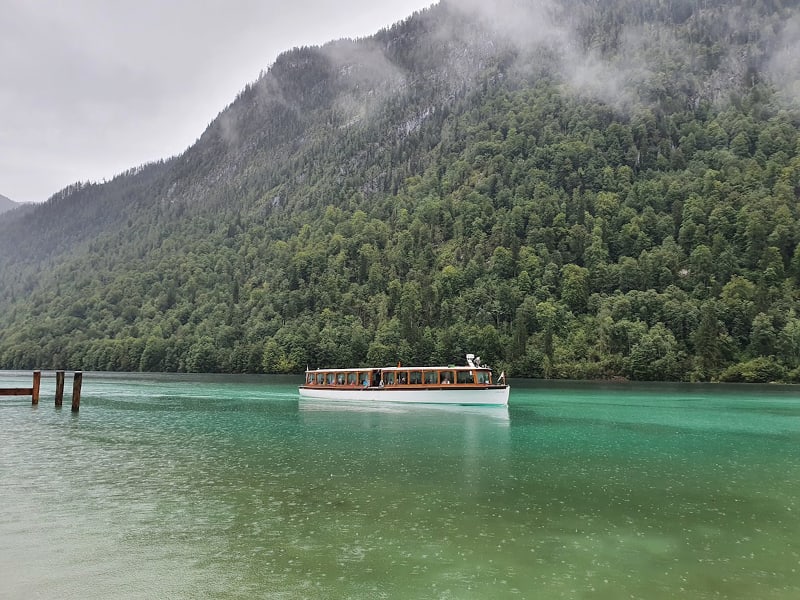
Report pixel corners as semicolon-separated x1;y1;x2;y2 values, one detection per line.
1;0;800;382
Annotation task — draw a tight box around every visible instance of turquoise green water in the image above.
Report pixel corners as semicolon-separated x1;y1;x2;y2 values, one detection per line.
1;372;799;599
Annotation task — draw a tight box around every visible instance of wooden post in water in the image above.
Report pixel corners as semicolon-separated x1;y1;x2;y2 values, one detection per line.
71;371;82;412
55;370;65;407
32;370;41;405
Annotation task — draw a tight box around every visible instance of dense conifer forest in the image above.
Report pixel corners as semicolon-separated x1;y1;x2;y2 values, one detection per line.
1;0;800;382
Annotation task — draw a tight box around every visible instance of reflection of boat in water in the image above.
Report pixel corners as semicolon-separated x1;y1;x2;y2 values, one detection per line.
299;354;509;406
298;397;510;423
298;397;511;493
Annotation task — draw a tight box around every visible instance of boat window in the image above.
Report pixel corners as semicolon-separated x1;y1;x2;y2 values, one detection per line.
424;371;437;384
306;373;313;384
398;372;408;384
347;372;357;385
409;371;422;384
477;371;489;384
457;370;474;384
316;373;325;385
359;372;370;386
326;373;336;385
384;372;396;385
439;370;454;384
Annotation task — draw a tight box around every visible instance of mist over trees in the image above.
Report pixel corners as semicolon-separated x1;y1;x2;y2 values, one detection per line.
1;0;799;382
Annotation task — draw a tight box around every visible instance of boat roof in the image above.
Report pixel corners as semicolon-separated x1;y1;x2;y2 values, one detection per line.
305;365;488;372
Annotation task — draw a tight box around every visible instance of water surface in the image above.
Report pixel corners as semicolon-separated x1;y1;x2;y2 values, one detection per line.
1;372;798;599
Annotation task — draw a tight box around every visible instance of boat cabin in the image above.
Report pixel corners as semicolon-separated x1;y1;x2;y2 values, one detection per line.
303;366;495;388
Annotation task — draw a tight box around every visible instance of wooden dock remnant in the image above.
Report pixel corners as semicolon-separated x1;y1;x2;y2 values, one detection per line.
0;370;41;404
1;370;83;410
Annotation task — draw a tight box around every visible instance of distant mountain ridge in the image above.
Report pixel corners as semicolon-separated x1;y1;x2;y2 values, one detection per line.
0;193;19;214
0;0;799;382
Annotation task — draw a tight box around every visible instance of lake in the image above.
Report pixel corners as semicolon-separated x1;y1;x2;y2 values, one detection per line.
1;372;798;599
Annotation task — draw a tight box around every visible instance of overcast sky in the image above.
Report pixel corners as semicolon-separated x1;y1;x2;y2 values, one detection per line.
1;0;435;204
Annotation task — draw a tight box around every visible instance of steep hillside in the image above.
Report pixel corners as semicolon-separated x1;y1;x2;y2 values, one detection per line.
1;0;799;382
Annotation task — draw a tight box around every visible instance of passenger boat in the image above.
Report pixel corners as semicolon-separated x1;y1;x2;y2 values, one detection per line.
299;354;509;406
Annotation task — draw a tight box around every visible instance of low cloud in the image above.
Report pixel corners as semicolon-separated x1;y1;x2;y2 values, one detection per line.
765;14;800;109
322;38;408;126
443;0;646;109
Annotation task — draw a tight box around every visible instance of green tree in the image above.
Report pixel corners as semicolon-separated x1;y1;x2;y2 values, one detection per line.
561;264;589;312
628;323;681;381
749;312;777;357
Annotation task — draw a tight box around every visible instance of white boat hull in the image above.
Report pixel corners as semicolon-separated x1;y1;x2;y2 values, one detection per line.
298;385;509;406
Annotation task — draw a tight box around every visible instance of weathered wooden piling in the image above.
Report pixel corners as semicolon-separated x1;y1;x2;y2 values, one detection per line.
32;370;41;405
55;370;65;407
71;371;83;412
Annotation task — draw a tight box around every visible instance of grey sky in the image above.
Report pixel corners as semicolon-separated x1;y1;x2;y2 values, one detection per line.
1;0;434;204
